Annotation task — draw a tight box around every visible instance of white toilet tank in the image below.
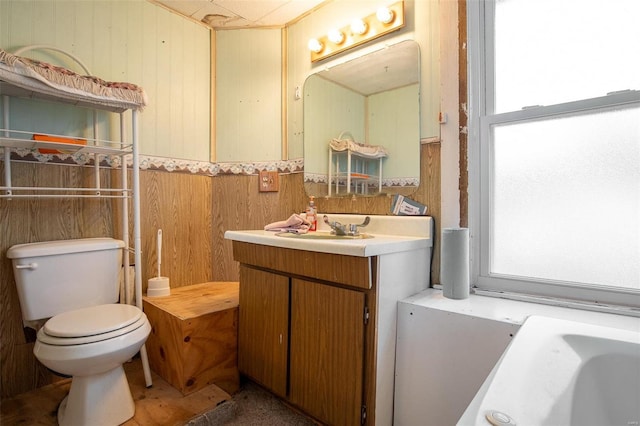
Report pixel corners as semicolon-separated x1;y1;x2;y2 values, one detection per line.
7;238;126;322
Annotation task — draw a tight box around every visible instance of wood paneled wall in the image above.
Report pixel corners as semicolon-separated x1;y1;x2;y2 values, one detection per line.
1;162;116;397
212;142;442;285
211;171;308;281
0;142;439;397
0;163;212;397
132;169;214;290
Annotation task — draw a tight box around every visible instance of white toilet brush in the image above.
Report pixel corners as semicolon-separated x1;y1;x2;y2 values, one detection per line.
147;229;170;297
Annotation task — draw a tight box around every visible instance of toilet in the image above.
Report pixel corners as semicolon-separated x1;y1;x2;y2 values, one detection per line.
7;238;151;426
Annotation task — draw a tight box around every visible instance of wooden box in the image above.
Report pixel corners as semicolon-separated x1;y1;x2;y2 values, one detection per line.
142;282;239;395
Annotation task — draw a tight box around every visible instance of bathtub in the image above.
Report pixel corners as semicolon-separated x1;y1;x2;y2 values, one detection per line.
458;315;640;426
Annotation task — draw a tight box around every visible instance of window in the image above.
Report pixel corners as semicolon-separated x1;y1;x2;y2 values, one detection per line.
468;0;640;309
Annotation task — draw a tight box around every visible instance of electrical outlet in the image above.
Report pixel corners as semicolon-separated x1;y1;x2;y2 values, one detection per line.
258;170;279;192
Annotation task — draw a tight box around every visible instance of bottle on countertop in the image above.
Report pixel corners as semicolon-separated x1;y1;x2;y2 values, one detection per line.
305;196;317;231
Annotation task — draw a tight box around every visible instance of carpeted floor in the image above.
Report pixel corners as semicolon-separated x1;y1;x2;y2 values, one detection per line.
185;380;318;426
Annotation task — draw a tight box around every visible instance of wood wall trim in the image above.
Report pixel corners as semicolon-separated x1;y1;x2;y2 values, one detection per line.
458;0;468;227
281;26;289;161
210;29;217;163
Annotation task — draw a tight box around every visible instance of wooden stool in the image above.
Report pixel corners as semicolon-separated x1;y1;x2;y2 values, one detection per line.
142;282;239;395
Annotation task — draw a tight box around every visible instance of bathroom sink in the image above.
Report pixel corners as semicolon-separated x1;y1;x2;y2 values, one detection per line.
225;214;433;257
276;232;373;240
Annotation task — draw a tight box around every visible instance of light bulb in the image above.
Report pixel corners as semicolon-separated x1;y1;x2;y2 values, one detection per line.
327;28;345;45
376;7;395;24
308;38;323;53
350;18;368;35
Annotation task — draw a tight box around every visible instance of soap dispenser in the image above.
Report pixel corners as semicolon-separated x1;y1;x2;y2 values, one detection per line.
306;196;317;231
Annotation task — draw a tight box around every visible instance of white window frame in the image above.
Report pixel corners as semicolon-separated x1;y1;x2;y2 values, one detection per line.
467;0;640;312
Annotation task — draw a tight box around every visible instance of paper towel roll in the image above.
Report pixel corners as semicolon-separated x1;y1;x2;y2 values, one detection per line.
441;228;470;299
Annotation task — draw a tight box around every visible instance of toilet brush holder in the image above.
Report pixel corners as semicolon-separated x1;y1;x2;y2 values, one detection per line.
147;277;170;297
147;229;170;297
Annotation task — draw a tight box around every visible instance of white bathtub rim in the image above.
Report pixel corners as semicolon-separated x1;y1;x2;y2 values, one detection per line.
457;315;640;426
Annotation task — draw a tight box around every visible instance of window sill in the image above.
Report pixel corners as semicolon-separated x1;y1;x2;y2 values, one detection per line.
405;287;640;332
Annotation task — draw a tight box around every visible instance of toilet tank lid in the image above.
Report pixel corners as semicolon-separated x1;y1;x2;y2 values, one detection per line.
7;238;125;259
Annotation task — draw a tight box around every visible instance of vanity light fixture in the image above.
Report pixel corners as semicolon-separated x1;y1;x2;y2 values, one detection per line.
327;28;345;45
376;6;395;24
308;38;324;53
350;18;368;36
309;1;405;63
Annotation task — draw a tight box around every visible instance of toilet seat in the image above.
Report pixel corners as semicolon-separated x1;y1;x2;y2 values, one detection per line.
39;304;146;346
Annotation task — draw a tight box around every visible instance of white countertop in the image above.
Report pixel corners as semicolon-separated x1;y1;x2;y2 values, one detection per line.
224;214;433;257
224;229;431;257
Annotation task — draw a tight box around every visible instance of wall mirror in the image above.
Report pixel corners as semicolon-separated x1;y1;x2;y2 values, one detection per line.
303;40;421;198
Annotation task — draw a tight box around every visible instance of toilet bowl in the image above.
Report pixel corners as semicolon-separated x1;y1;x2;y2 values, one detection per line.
35;304;149;375
34;304;151;426
7;238;150;425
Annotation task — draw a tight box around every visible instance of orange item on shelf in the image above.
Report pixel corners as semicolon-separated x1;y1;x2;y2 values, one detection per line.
350;173;370;180
33;134;86;154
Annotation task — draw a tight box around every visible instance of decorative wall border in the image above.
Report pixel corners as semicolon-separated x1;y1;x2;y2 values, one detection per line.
304;172;420;188
2;148;304;176
3;148;420;186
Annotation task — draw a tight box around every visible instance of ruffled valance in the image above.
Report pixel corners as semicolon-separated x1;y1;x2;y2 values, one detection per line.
330;132;388;159
0;48;147;111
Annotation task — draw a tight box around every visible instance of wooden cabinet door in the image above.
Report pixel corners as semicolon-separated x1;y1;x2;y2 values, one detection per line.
238;266;289;397
290;278;366;426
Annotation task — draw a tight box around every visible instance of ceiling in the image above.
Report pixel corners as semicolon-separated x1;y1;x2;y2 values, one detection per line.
153;0;418;95
154;0;328;28
317;41;419;96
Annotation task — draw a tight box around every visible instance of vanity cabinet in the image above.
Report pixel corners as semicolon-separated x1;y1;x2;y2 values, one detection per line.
238;266;289;397
233;242;374;426
289;278;366;426
226;215;433;426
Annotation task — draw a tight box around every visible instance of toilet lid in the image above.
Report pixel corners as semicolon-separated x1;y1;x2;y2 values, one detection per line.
37;314;148;346
43;304;143;338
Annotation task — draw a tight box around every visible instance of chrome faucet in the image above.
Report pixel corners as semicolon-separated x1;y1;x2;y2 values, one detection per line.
323;215;370;236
